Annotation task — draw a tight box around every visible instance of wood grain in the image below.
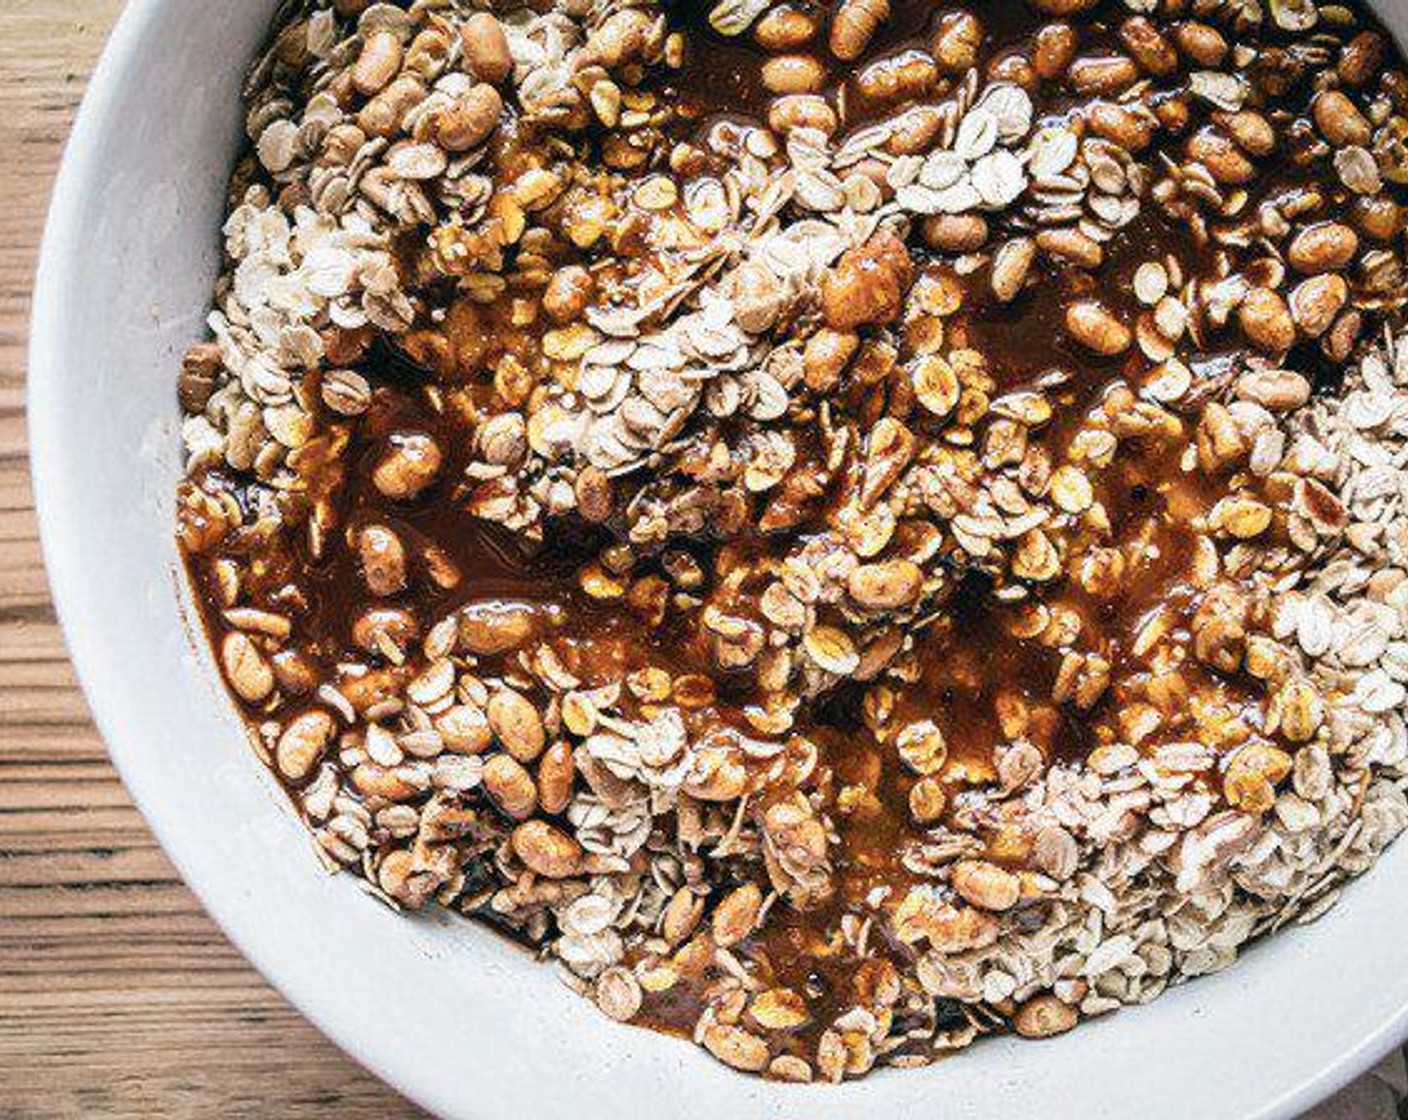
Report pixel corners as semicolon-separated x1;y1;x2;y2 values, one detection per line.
0;4;428;1116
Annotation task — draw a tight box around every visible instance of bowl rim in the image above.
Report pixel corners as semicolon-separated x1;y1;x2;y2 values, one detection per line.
26;2;1408;1118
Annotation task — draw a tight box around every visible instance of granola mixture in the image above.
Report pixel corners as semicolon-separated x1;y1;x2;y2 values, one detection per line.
177;0;1408;1080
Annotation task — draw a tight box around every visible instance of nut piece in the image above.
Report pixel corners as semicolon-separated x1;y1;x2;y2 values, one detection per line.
487;688;547;762
1064;300;1131;355
1013;994;1079;1039
460;12;513;84
353;31;404;96
896;720;948;776
372;431;443;500
830;0;890;62
1173;21;1228;66
581;9;655;69
432;84;503;153
1238;287;1296;354
856;52;938;103
1289;274;1349;338
804;328;859;392
1224;743;1293;813
761;54;826;95
1234;369;1311;411
1215;110;1275;158
1312;90;1371;148
908;777;947;824
352;606;418;655
221;632;274;703
276;709;337;783
1068;54;1138;95
458;601;540;655
1278;679;1324;743
750;988;810;1031
922;214;989;253
1287;222;1359;273
950;859;1021;911
1119;16;1177;76
662;887;706;946
701;1022;770;1072
933;11;982;75
1187;128;1254;184
991;237;1035;303
435;704;492;755
483;754;538;819
1036;227;1103;269
511;820;584;879
1033;23;1077;81
755;8;818;51
357;523;408;597
178;342;222;413
542;265;595;324
768;94;837;137
927;902;1000;952
848;559;923;610
1088;103;1154;152
358;75;426;138
537;741;576;815
712;882;764;947
574;465;615;523
1339;30;1385;87
821;235;913;331
351;761;418;802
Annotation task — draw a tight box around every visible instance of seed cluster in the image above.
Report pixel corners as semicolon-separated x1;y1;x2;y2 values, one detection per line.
178;0;1408;1083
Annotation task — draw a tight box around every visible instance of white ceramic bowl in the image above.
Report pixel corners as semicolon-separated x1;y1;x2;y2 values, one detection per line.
28;2;1408;1117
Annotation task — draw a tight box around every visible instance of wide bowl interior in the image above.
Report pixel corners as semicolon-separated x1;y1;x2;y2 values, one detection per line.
28;2;1408;1118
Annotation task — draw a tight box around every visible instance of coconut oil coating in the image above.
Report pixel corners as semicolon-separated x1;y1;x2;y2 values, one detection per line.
179;0;1408;1064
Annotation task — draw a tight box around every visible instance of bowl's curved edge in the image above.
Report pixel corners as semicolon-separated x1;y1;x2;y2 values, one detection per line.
23;4;1408;1120
25;3;466;1117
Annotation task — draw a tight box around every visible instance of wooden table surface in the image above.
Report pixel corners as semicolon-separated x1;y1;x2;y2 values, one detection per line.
0;4;428;1116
